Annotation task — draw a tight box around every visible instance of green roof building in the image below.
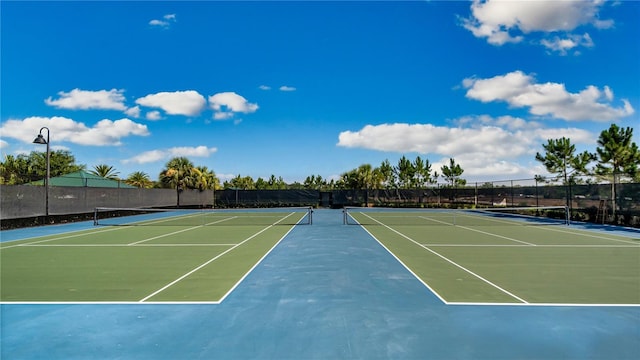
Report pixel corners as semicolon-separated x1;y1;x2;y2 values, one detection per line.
29;171;137;188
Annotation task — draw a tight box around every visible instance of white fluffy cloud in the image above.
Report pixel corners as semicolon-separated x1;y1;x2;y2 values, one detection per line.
123;146;217;164
149;14;177;28
0;116;149;146
208;92;258;120
338;123;534;158
279;86;296;92
540;33;594;55
337;118;596;180
145;111;162;121
463;71;634;121
124;106;141;118
461;0;612;54
45;88;127;111
135;90;206;116
0;139;8;149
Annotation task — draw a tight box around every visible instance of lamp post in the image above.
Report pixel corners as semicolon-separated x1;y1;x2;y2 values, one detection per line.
33;127;50;220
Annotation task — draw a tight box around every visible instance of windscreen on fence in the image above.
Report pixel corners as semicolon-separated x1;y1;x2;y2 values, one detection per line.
2;181;638;227
214;189;319;208
0;185;214;220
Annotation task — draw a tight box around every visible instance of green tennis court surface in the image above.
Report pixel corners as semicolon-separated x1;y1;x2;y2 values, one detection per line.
346;208;640;305
1;208;310;302
1;207;639;305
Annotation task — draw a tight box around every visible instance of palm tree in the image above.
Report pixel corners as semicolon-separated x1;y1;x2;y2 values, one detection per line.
225;175;255;190
193;166;218;190
338;164;383;206
90;164;120;180
159;157;196;207
125;171;153;188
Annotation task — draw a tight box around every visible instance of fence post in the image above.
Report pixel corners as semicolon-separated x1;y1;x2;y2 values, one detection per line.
474;182;478;207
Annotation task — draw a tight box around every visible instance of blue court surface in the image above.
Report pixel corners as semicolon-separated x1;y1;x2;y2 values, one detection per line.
1;209;639;359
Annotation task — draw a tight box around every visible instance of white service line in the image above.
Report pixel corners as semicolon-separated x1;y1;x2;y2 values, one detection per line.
126;216;238;246
1;226;126;249
455;225;537;246
361;212;530;304
417;214;536;245
139;212;297;302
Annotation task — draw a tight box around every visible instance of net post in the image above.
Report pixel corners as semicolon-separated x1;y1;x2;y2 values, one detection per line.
565;205;571;225
93;207;98;226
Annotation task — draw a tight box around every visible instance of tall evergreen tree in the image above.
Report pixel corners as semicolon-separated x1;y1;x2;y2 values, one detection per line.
535;137;594;185
595;124;640;217
440;158;465;187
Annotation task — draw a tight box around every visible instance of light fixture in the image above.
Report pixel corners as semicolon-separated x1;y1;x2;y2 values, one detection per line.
33;127;50;220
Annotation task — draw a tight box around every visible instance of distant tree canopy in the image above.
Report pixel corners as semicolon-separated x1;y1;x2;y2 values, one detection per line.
125;171;154;189
0;150;85;185
535;137;594;185
2;124;637;190
595;124;640;182
440;158;465;188
159;157;219;191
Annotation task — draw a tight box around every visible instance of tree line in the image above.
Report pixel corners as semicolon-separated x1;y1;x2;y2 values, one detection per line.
1;124;638;192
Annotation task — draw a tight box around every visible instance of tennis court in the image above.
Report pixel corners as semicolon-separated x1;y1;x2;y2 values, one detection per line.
1;207;312;303
344;207;640;305
1;208;639;359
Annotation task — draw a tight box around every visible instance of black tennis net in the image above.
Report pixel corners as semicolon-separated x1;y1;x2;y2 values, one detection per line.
94;207;313;226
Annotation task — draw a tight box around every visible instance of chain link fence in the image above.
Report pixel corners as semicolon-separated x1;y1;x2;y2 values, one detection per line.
2;179;639;228
327;179;639;227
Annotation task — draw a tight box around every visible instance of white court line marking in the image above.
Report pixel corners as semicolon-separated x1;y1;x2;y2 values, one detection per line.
456;212;639;244
424;243;640;248
412;215;536;246
359;212;529;304
2;212;306;305
445;301;640;307
1;212;215;250
0;226;128;249
412;211;634;246
541;226;640;244
126;216;237;246
456;225;536;246
216;217;300;304
22;244;236;247
357;224;449;305
139;212;297;302
415;214;536;246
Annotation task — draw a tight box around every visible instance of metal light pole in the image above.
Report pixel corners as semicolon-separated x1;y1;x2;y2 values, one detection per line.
33;127;50;220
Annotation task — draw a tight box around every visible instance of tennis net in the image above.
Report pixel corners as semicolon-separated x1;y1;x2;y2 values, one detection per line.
343;206;569;226
94;207;313;226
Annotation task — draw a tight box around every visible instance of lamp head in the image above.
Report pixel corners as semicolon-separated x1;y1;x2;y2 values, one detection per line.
33;134;48;144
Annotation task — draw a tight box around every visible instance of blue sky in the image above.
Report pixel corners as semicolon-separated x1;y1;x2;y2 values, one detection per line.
1;1;638;184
